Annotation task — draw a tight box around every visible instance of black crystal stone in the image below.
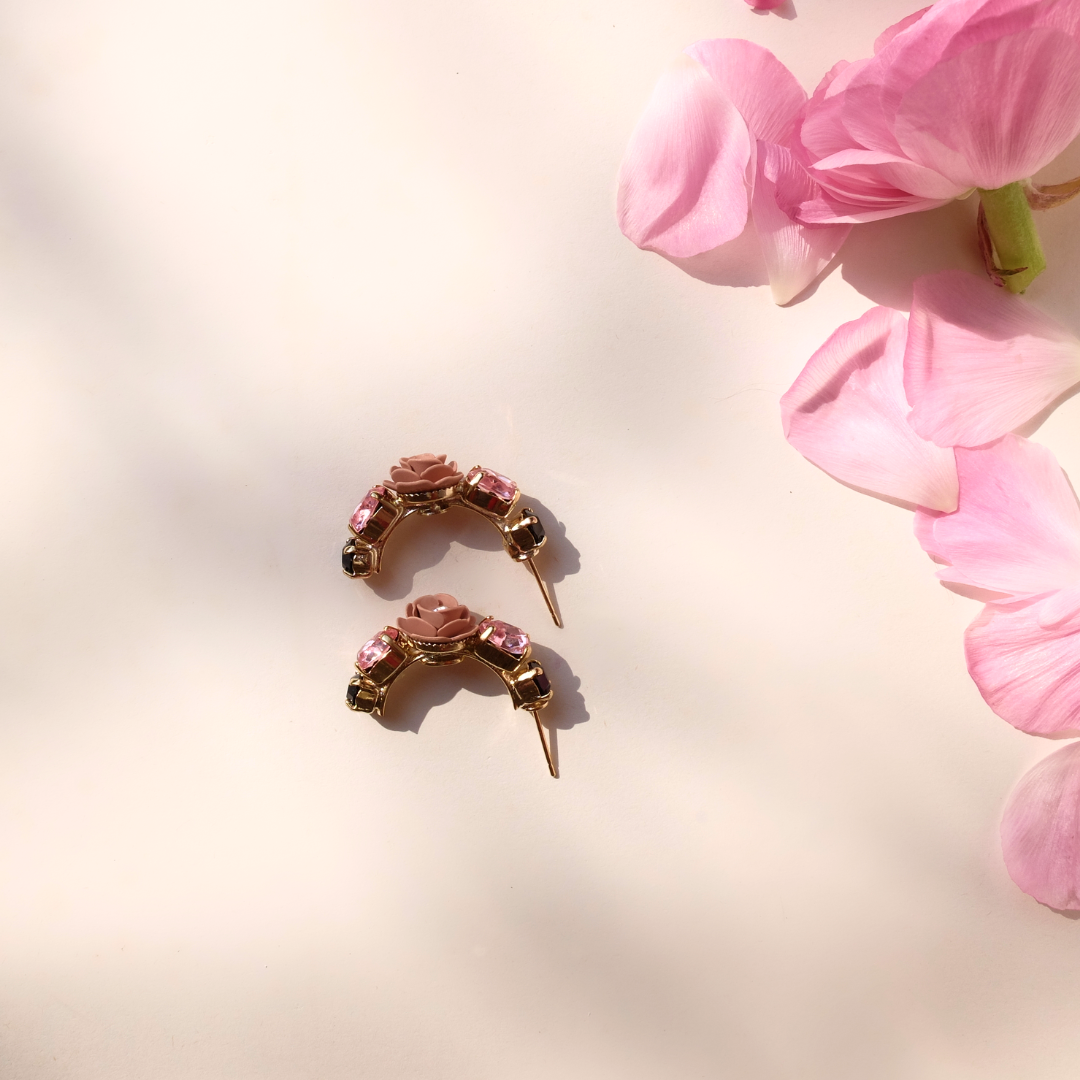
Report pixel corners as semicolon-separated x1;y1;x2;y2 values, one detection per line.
342;546;356;574
530;664;551;696
346;681;362;707
526;518;545;545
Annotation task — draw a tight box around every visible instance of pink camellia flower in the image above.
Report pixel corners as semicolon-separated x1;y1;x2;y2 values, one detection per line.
1001;740;1080;910
781;270;1080;509
915;435;1080;735
794;0;1080;291
617;40;851;304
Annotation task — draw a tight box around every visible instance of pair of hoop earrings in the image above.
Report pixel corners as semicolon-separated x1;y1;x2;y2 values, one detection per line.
342;454;560;776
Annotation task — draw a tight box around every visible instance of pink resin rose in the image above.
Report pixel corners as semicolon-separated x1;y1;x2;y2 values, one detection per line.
794;0;1080;223
397;594;478;642
386;454;464;494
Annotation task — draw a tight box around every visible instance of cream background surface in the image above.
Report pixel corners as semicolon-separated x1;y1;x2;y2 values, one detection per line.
5;1;1080;1077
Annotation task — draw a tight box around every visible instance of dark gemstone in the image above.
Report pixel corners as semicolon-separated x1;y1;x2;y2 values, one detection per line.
346;681;362;707
530;664;551;696
526;518;545;545
342;545;356;574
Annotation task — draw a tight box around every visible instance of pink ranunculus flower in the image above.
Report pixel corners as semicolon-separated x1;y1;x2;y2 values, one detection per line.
1002;740;1080;910
794;0;1080;291
781;270;1080;509
617;40;851;305
915;434;1080;735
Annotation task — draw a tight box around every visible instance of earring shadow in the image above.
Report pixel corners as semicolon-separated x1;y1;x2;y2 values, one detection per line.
373;643;589;762
373;658;505;734
361;505;503;601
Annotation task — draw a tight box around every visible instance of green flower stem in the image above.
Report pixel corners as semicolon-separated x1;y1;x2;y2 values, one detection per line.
978;181;1046;293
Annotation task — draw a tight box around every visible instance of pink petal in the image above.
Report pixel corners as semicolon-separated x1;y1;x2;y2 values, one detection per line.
616;55;752;258
398;616;439;638
438;618;476;638
742;0;785;9
905;271;1080;448
966;595;1080;735
685;39;806;146
809;148;963;201
914;435;1080;597
781;306;958;510
1002;740;1080;909
752;142;851;304
873;8;933;54
894;28;1080;190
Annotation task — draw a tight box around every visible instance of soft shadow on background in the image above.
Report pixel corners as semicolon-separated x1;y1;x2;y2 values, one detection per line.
358;498;579;606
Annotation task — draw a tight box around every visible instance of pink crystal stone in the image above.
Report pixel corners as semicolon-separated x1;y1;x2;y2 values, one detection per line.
349;486;386;534
478;618;529;657
356;626;399;670
472;469;517;502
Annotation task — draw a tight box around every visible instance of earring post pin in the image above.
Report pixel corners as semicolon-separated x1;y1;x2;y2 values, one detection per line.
534;712;557;777
525;557;561;627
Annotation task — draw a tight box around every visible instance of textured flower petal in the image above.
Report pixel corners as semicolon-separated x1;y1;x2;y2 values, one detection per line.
685;39;806;146
905;271;1080;448
438;618;476;638
752;142;851;304
420;463;461;484
616;55;752;258
967;596;1080;734
781;306;958;510
1002;740;1080;908
398;616;439;638
914;435;1080;596
873;7;932;54
894;28;1080;189
390;467;419;483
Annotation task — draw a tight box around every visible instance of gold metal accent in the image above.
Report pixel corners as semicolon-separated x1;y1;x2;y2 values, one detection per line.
346;621;556;776
344;469;561;626
531;712;556;778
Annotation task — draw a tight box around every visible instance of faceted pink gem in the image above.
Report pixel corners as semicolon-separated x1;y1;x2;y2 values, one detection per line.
478;618;529;656
475;469;517;502
356;626;398;671
349;486;386;534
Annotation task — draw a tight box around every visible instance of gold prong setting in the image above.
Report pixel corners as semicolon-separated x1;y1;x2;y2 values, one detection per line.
346;598;556;776
342;456;561;626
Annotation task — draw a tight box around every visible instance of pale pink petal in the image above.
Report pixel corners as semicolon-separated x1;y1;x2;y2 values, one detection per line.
905;271;1080;447
752;143;850;304
685;39;806;146
663;216;768;288
894;29;1080;189
967;596;1080;735
781;306;958;510
617;55;752;258
438;618;476;638
1002;740;1080;908
914;436;1080;596
742;0;785;9
873;7;933;54
808;148;962;201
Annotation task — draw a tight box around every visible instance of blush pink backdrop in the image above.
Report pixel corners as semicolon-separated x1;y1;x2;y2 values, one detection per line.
4;0;1080;1077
